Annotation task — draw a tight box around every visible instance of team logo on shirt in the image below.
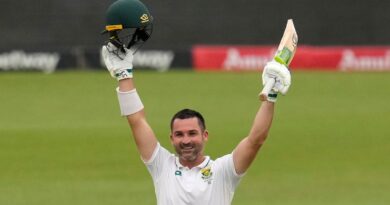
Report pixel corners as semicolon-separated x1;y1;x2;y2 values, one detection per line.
201;167;213;184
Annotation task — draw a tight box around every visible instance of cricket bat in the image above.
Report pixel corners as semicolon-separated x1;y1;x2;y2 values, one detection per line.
259;19;298;101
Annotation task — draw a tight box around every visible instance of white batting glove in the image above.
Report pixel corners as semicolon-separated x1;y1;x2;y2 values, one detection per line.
101;43;134;81
262;61;291;102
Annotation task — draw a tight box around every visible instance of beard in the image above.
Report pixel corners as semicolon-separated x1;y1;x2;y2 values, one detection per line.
174;142;203;162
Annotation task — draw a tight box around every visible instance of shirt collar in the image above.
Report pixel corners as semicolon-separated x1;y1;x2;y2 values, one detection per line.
175;156;211;169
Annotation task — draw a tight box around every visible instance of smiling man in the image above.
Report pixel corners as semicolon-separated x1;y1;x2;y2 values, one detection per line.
170;109;208;164
102;42;290;204
101;2;291;204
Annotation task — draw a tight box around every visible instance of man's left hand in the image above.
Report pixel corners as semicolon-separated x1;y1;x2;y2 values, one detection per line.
262;61;291;95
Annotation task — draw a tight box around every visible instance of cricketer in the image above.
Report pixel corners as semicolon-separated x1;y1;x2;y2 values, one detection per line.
101;0;291;204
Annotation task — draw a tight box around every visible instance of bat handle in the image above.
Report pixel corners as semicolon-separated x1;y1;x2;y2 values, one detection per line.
259;78;276;101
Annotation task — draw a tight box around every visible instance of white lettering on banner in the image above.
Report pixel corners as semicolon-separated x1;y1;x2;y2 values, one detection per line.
133;51;174;72
339;50;390;71
0;50;60;73
223;49;273;70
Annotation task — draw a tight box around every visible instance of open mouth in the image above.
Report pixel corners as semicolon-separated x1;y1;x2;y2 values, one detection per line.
181;146;194;153
182;147;193;151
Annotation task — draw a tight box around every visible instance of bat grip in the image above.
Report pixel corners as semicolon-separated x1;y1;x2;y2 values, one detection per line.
259;78;276;101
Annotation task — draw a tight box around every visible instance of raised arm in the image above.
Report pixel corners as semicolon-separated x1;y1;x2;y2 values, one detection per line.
102;44;158;161
233;102;274;175
118;79;158;161
233;61;291;175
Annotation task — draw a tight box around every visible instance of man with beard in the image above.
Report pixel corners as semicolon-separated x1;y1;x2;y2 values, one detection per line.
101;0;291;199
101;1;288;204
102;40;290;204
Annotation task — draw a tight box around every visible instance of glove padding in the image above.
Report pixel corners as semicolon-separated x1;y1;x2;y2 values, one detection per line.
262;61;291;102
101;43;134;81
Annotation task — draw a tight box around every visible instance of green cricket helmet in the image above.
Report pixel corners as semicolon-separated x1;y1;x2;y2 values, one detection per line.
103;0;153;53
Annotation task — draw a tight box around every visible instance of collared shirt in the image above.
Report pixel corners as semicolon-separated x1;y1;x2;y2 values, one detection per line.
143;143;244;205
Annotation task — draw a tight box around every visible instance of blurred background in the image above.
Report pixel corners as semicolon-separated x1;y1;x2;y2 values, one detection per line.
1;0;390;71
1;0;389;205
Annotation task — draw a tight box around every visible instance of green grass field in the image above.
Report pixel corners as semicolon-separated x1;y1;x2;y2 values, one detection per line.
0;70;389;205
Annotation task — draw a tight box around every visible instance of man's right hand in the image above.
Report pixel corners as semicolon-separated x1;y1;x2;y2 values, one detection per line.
101;43;134;81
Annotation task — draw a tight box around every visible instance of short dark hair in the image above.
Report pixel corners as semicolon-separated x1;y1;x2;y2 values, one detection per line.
170;109;206;131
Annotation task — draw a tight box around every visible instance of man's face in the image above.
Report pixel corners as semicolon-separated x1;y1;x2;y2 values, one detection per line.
170;117;208;162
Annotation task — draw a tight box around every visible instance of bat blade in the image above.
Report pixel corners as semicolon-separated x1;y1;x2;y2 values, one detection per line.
259;19;298;101
274;19;298;66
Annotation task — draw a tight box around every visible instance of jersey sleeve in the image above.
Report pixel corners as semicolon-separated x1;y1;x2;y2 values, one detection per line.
142;143;173;180
215;153;246;192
